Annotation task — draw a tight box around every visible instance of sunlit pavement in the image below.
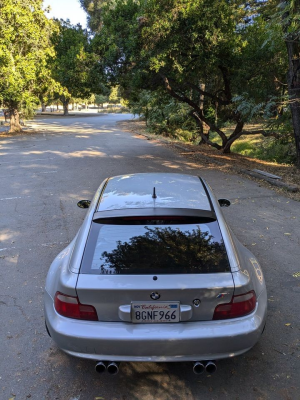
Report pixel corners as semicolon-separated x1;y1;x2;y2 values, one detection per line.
0;114;299;400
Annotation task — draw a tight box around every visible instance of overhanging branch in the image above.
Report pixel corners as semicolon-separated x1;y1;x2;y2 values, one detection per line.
161;74;228;144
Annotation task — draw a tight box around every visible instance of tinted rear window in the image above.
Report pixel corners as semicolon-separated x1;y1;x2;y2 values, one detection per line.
80;220;230;274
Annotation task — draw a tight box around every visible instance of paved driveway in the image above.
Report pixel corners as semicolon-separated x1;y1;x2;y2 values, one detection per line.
0;114;299;400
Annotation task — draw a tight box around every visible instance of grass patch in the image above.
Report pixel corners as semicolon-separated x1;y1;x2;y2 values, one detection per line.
208;124;296;165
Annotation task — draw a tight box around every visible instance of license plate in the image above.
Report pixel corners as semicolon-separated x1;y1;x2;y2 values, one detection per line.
131;302;180;323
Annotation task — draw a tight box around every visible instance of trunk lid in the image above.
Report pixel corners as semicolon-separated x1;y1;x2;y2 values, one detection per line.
76;273;234;322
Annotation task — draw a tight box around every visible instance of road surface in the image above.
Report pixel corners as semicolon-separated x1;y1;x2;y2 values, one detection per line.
0;113;299;400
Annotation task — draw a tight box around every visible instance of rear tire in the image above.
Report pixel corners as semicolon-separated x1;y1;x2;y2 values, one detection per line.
45;320;51;337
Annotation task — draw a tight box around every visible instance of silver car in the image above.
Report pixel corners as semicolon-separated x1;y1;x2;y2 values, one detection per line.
44;173;267;375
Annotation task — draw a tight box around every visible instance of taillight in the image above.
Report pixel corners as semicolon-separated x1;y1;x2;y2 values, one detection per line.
213;290;256;320
54;292;98;321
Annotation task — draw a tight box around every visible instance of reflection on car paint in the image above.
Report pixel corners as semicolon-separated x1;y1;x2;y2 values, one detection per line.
58;247;71;260
250;258;263;284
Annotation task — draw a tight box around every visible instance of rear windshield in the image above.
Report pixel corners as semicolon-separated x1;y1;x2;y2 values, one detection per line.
80;219;230;274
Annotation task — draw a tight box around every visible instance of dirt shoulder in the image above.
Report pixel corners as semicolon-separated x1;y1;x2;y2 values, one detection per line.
118;119;300;202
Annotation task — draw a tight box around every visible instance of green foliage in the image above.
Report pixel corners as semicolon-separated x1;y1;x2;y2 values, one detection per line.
232;94;277;121
85;0;291;154
130;90;197;141
50;20;95;102
232;135;296;164
109;86;121;104
0;0;56;127
95;93;108;106
79;0;106;32
49;19;107;114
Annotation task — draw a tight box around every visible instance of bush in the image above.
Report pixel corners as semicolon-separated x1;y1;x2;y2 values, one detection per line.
231;136;296;164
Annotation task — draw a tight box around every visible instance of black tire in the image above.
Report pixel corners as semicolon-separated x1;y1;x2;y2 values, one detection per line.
45;320;51;337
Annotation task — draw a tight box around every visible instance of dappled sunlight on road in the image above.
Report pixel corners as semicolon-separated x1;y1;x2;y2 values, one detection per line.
41;346;273;400
161;161;181;169
29;118;119;137
1;114;300;400
0;228;19;245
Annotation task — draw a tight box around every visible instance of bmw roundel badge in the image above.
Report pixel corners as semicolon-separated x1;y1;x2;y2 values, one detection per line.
150;292;160;300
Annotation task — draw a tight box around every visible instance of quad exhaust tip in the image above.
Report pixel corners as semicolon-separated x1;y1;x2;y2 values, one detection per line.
107;362;120;375
95;361;120;375
95;361;107;374
96;360;215;375
205;361;217;374
193;361;217;375
193;361;205;375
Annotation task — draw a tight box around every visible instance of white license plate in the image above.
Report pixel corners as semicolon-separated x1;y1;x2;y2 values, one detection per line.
131;302;180;323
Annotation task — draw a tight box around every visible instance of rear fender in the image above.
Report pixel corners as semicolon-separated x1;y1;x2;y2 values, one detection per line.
45;237;78;299
232;238;266;297
201;179;240;273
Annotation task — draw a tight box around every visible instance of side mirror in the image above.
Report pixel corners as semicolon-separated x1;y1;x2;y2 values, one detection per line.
218;198;231;208
77;200;91;209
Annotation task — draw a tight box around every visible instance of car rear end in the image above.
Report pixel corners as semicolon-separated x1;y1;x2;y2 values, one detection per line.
44;173;267;363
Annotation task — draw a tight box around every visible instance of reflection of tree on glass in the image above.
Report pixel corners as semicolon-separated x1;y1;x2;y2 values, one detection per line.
100;226;230;275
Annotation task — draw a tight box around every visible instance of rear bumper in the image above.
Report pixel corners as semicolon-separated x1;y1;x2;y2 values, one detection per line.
44;289;267;362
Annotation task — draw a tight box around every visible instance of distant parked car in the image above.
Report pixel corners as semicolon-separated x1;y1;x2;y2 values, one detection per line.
44;173;267;375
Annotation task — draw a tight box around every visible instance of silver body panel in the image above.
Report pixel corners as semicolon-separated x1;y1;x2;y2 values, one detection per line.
44;173;267;362
98;173;211;211
76;273;234;322
44;289;267;362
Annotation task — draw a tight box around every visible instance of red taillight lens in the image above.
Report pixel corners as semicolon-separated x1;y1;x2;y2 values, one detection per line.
213;291;256;320
54;292;98;321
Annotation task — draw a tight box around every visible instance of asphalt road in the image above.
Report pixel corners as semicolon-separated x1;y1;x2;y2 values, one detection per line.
0;113;299;400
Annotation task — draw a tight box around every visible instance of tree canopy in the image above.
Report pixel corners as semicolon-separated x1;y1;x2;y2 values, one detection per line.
80;0;300;163
49;19;104;115
1;0;299;165
0;0;57;131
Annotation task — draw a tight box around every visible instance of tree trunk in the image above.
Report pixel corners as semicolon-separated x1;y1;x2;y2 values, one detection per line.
198;83;210;144
222;120;244;153
41;103;46;112
9;108;22;133
62;99;69;115
286;39;300;167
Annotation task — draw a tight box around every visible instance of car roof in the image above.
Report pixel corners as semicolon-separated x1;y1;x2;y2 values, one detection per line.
96;173;211;212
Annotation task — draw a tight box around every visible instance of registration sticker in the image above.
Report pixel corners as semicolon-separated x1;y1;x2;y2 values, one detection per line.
131;302;180;323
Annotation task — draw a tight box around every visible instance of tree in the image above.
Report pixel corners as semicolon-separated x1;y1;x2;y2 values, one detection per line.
79;0;104;32
281;0;300;166
0;0;56;132
50;19;103;115
85;0;287;153
109;86;121;104
95;93;108;108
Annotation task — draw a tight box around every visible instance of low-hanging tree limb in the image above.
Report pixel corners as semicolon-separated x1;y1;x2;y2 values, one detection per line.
240;129;281;138
161;74;228;144
167;77;231;106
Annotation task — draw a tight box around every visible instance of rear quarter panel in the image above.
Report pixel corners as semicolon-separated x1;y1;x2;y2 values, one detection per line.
231;234;266;297
202;179;266;297
45;178;108;297
45;237;78;298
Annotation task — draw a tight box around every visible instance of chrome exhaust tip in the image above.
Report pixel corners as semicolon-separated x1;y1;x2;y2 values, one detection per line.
192;361;205;375
205;361;217;374
107;362;120;375
95;361;107;374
